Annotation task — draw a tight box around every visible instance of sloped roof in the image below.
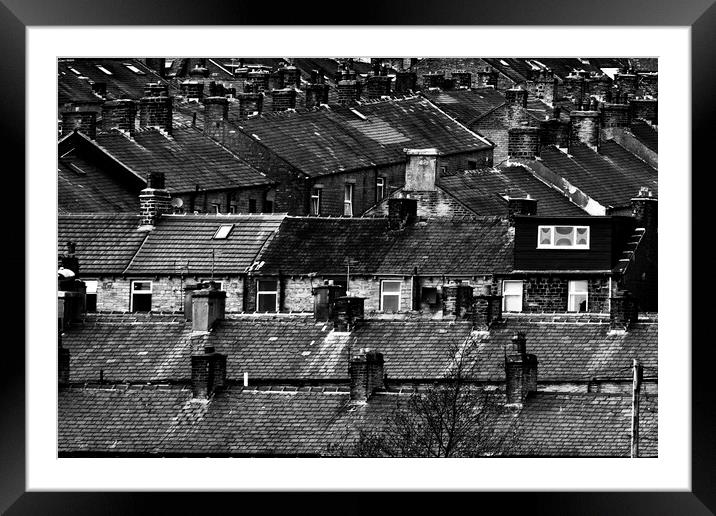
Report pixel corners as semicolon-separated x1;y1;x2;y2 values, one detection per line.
58;385;657;457
58;154;141;214
600;139;658;175
126;214;285;275
58;59;167;102
57;214;146;274
93;127;272;193
440;167;587;217
539;144;658;208
628;120;658;153
62;313;656;384
58;69;103;106
420;88;505;125
232;96;492;177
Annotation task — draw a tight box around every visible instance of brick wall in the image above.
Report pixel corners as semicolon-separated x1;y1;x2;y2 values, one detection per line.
569;111;600;152
172;185;272;214
601;104;631;128
472;105;536;164
637;73;658;98
508;276;611;313
508;127;541;159
539;119;570;148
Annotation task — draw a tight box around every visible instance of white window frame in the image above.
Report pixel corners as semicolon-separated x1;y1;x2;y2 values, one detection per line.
256;279;278;312
381;280;402;312
376;177;385;202
84;279;98;312
130;280;153;312
502;280;523;312
568;280;589;313
537;225;590;249
311;187;322;215
343;183;354;217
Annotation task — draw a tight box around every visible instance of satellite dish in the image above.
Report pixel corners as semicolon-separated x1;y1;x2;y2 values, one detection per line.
171;197;184;208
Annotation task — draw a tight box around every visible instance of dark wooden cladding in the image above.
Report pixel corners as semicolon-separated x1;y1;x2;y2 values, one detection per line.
513;216;635;271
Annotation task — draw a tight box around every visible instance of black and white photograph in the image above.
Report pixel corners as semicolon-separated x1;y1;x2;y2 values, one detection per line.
56;56;659;459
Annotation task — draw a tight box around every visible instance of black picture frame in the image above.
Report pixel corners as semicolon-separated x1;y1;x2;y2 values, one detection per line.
4;1;711;513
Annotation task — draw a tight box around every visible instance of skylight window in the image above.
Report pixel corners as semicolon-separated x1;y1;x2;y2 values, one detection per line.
68;67;82;75
95;65;113;75
213;224;234;239
499;59;510;66
349;108;367;120
123;63;145;75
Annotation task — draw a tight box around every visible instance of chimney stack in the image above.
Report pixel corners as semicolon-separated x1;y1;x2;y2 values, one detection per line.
387;197;418;231
422;72;445;89
472;284;503;329
504;87;528;107
505;332;538;406
271;88;297;111
366;75;392;99
404;148;441;191
191;281;227;332
139;82;173;134
630;98;658;125
452;71;472;89
246;69;270;92
313;280;347;321
189;64;210;79
139;171;171;228
191;344;227;399
394;71;417;94
237;92;263;118
600;101;631;128
610;290;639;332
332;296;365;332
349;348;385;402
614;72;639;98
61;111;97;139
277;65;300;89
476;67;498;88
569;109;601;152
507;196;538;224
180;80;204;101
337;76;359;106
631;187;657;229
564;74;586;106
101;99;137;136
442;281;474;320
508;126;541;159
203;96;229;129
305;83;329;109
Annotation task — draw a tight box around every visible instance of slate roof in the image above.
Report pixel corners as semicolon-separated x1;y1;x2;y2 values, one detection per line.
93;127;272;193
58;155;141;214
256;216;514;276
58;59;166;102
58;214;285;275
58;385;656;457
58;68;103;106
232;96;492;177
420;88;505;125
600;140;658;176
628;120;658;153
538;143;658;208
62;313;657;384
439;167;587;217
57;214;146;274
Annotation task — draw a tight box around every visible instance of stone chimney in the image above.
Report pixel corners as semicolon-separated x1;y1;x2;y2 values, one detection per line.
504;87;528;107
472;284;503;329
191;344;227;399
508;126;541;159
203;96;229;129
569;109;601;152
442;281;473;320
247;69;270;92
337;75;359;106
271;88;297;111
277;65;300;89
601;101;631;128
349;348;385;402
180;80;204;101
564;74;586;106
526;69;557;107
61;111;97;139
191;282;226;332
505;332;538;406
332;296;365;332
305;83;329;109
394;71;417;94
366;75;392;99
139;171;171;228
237;93;263;118
101;99;137;136
452;71;472;89
313;280;347;321
139;82;172;134
476;67;498;88
387;197;418;231
507;195;538;224
404;148;440;191
422;72;445;89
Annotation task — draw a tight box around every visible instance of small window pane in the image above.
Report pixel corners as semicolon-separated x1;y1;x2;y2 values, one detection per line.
539;227;552;245
382;281;401;293
503;281;522;295
132;294;152;312
257;293;277;312
383;295;400;312
504;295;522;312
258;280;277;291
133;281;152;292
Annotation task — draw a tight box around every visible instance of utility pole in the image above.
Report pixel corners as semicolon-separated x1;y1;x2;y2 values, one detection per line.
630;358;643;458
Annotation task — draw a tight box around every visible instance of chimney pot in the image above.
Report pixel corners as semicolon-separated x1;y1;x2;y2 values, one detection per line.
313;282;347;321
349;348;385;402
139;171;171;227
505;332;538;406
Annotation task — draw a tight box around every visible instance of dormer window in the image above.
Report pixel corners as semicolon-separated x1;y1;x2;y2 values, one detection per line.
537;225;590;249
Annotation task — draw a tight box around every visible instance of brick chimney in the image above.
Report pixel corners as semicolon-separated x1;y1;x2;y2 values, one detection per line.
564;74;586;106
247;69;270;92
191;282;226;332
630;99;658;125
505;332;538;406
277;65;300;89
180;80;204;101
476;67;498;88
305;83;329;109
101;99;137;136
271;88;297;111
569;109;601;152
237;92;263;118
61;111;97;139
139;82;173;134
631;187;657;229
337;76;359;106
472;284;503;329
507;195;538;224
615;72;639;98
191;344;227;399
404;148;440;191
332;296;365;332
526;69;557;107
387;197;418;231
610;290;639;331
203;96;229;129
139;171;171;228
394;71;417;94
442;281;473;320
422;72;445;89
504;87;528;108
366;75;392;99
349;348;385;402
189;64;210;79
508;126;541;159
600;101;631;128
452;71;472;89
313;280;347;321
